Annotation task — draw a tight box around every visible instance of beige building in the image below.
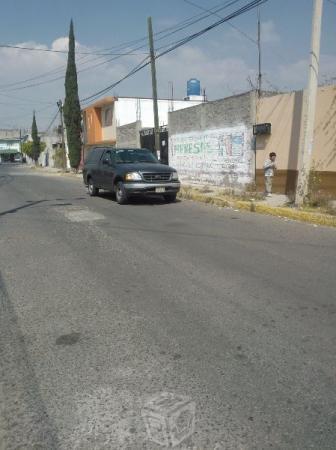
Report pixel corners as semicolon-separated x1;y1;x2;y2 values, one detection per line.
168;86;335;196
256;85;336;196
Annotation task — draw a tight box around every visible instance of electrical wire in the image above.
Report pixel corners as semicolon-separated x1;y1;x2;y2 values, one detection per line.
81;0;268;104
0;43;148;56
158;0;268;58
45;109;60;132
183;0;257;44
80;55;151;103
0;0;268;125
0;0;245;92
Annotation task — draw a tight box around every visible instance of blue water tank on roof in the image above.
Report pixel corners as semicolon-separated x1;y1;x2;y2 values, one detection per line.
187;78;201;97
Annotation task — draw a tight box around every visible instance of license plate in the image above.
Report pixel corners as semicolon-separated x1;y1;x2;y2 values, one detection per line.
155;187;165;193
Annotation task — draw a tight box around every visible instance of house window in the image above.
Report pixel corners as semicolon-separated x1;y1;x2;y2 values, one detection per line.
104;107;112;127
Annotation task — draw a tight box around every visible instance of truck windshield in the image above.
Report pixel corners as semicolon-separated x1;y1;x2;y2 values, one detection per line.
115;149;158;164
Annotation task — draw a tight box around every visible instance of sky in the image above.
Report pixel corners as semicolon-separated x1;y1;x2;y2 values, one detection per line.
0;0;336;130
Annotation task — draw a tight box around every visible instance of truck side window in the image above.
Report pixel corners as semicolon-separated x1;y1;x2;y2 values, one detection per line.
103;150;112;163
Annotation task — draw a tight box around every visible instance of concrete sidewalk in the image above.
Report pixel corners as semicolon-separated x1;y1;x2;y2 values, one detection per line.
178;185;336;227
261;194;289;207
29;166;83;178
30;167;336;227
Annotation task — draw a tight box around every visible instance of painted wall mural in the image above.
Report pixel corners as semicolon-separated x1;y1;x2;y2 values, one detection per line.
169;126;254;186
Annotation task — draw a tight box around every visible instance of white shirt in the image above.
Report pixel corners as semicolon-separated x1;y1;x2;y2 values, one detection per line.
264;159;276;177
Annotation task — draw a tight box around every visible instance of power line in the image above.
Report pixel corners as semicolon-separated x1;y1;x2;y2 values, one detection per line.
0;0;243;93
0;36;153;90
0;45;150;93
69;0;246;77
0;45;151;92
0;1;225;89
150;0;244;45
183;0;257;44
89;2;252;86
158;0;268;58
81;56;151;103
0;43;148;56
44;109;59;132
0;52;94;89
81;0;268;104
0;0;267;121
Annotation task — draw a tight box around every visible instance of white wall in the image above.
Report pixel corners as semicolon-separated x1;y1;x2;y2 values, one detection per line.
169;126;253;186
114;98;202;128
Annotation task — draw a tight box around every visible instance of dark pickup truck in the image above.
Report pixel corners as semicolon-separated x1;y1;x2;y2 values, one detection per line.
83;147;181;204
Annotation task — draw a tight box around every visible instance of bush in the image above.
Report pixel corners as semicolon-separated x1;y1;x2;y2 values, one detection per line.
306;162;323;206
53;147;65;169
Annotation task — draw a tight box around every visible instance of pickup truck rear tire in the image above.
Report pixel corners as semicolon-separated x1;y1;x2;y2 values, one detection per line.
163;193;177;203
88;178;99;197
115;181;128;205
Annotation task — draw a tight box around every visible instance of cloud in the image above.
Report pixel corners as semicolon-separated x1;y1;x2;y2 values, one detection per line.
265;53;336;91
0;37;142;128
51;37;70;51
157;45;256;99
261;20;280;44
0;31;335;130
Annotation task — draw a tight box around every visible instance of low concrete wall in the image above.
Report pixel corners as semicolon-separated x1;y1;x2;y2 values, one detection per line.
116;121;141;148
256;170;336;197
168;92;256;187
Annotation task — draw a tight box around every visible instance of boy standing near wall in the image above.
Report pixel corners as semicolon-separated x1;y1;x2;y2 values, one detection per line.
264;152;277;197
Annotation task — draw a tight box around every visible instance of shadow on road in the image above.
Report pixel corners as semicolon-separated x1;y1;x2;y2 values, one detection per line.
0;197;87;218
98;192;181;206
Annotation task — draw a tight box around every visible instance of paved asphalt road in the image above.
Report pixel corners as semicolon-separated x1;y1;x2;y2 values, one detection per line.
1;164;335;450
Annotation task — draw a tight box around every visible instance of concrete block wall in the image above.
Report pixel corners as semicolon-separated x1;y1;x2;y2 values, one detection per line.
168;92;256;187
116;120;141;148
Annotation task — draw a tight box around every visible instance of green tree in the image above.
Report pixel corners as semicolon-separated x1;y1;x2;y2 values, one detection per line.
63;19;82;169
22;140;46;161
31;112;42;163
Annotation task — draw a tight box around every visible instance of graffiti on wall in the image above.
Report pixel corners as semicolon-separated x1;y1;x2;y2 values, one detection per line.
169;126;253;185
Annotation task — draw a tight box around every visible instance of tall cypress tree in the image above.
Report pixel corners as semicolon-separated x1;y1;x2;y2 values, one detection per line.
31;112;41;164
64;19;82;169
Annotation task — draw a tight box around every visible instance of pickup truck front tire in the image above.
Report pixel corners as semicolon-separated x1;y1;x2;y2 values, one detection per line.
115;181;128;205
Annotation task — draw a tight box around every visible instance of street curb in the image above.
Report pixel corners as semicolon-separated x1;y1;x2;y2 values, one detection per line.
29;166;82;178
28;168;336;227
177;187;336;228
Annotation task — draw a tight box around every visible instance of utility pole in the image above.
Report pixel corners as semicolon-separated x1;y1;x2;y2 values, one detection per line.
147;16;161;159
295;0;323;206
257;7;262;98
19;129;22;155
57;100;67;170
